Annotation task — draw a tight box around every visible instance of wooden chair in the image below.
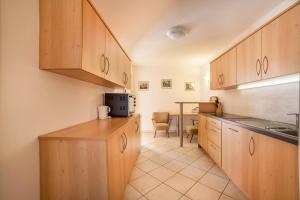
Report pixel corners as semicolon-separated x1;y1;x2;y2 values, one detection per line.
186;119;198;143
152;112;172;137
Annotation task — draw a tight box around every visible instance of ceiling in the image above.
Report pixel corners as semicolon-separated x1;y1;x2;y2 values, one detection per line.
91;0;287;67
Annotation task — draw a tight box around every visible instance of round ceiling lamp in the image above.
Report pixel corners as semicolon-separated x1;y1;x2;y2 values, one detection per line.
166;26;188;40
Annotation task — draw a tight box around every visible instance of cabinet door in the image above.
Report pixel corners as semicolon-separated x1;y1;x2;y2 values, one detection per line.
237;31;262;84
220;48;237;88
261;5;300;79
107;129;126;200
105;31;122;84
82;0;106;77
251;134;298;200
210;60;221;90
123;123;135;184
122;55;132;89
222;123;254;199
198;115;208;151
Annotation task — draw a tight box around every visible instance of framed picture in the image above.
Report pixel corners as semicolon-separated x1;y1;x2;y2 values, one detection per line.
185;82;195;91
138;81;149;90
161;79;172;89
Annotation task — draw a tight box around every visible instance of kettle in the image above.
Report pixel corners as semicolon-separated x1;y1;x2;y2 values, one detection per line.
97;105;111;120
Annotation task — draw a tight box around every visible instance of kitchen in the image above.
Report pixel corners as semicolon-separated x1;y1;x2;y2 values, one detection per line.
0;0;299;200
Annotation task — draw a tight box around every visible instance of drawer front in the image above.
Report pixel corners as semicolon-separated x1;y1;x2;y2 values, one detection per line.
222;122;243;135
207;117;221;130
208;141;221;166
207;127;221;147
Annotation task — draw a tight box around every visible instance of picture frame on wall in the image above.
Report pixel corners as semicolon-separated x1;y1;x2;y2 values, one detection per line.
138;81;149;91
161;79;172;89
185;82;195;91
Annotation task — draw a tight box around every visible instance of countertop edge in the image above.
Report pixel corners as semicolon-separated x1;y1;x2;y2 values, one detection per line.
200;113;298;145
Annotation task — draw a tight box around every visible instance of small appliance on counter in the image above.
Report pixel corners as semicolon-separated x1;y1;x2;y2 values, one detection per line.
97;105;111;120
104;93;136;117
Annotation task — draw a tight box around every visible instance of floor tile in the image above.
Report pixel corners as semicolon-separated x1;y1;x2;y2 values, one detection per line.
176;154;198;164
199;173;228;192
223;182;249;200
145;184;182;200
137;160;160;172
138;197;147;200
142;150;161;159
191;158;214;171
136;155;148;165
186;183;221;200
150;154;173;165
208;165;228;179
164;160;188;172
219;194;234;200
179;166;206;181
130;174;161;194
164;150;184;159
124;185;142;200
131;167;146;180
165;174;195;193
148;166;175;182
179;196;191;200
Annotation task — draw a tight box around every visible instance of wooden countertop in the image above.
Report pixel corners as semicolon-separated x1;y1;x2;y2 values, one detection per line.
38;114;139;141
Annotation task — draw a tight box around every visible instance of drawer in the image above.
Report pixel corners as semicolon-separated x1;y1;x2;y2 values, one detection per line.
207;117;221;130
208;141;221;166
222;122;243;135
207;126;221;147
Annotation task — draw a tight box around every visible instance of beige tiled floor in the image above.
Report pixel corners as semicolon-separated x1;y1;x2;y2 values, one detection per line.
124;132;249;200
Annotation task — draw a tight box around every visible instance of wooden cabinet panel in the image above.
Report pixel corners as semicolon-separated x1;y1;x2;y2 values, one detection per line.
220;48;237;88
222;123;254;199
207;118;221;130
82;0;106;77
237;31;262;84
207;140;221;167
207;127;221;147
210;60;221;90
251;133;299;200
262;5;300;79
198;115;208;151
107;128;126;200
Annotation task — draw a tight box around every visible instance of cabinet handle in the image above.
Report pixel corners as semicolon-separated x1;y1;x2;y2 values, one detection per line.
255;59;261;76
217;75;221;86
135;121;139;132
120;134;126;153
249;136;255;156
105;57;110;75
100;54;106;73
228;127;238;133
262;56;268;74
123;72;127;84
123;132;128;150
125;73;128;85
221;74;224;85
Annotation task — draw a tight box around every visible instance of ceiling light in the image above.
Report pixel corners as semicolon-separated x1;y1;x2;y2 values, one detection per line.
237;73;299;90
166;26;188;40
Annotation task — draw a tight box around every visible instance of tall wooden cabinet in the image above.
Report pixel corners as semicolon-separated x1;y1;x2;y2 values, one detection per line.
40;0;132;89
222;122;299;200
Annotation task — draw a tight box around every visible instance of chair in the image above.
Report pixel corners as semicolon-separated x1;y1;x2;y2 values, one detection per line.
185;119;198;143
152;112;172;137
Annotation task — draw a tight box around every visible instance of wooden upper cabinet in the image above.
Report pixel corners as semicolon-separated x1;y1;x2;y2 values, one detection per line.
220;48;237;88
82;0;106;77
237;31;262;84
210;59;221;90
39;0;131;88
261;4;300;79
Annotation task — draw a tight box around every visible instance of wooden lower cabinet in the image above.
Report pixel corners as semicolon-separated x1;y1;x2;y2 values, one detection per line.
39;115;141;200
198;114;208;151
222;122;299;200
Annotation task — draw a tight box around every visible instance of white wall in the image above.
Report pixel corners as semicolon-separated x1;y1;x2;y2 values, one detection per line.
0;0;113;199
133;65;201;131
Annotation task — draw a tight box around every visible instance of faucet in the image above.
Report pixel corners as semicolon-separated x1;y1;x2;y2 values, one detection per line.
287;113;299;129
